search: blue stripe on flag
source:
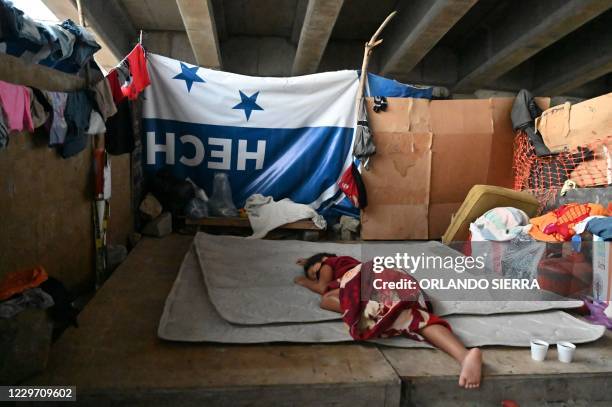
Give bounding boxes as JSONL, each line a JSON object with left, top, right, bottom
{"left": 142, "top": 119, "right": 353, "bottom": 208}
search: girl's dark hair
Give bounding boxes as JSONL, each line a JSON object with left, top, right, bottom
{"left": 303, "top": 253, "right": 336, "bottom": 275}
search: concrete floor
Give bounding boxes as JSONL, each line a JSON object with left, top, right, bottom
{"left": 29, "top": 234, "right": 612, "bottom": 406}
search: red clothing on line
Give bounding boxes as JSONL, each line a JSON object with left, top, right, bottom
{"left": 106, "top": 70, "right": 125, "bottom": 105}
{"left": 121, "top": 44, "right": 150, "bottom": 101}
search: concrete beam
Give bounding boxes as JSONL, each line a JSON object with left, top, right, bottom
{"left": 175, "top": 0, "right": 222, "bottom": 69}
{"left": 532, "top": 13, "right": 612, "bottom": 96}
{"left": 454, "top": 0, "right": 612, "bottom": 92}
{"left": 291, "top": 0, "right": 309, "bottom": 45}
{"left": 211, "top": 0, "right": 227, "bottom": 41}
{"left": 291, "top": 0, "right": 344, "bottom": 76}
{"left": 379, "top": 0, "right": 477, "bottom": 77}
{"left": 535, "top": 62, "right": 612, "bottom": 98}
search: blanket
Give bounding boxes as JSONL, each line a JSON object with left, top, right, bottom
{"left": 339, "top": 262, "right": 451, "bottom": 341}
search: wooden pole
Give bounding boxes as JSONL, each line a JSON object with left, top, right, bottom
{"left": 76, "top": 0, "right": 85, "bottom": 26}
{"left": 354, "top": 11, "right": 397, "bottom": 113}
{"left": 75, "top": 0, "right": 93, "bottom": 86}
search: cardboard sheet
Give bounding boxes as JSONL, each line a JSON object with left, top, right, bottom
{"left": 537, "top": 93, "right": 612, "bottom": 153}
{"left": 362, "top": 97, "right": 518, "bottom": 239}
{"left": 361, "top": 132, "right": 432, "bottom": 240}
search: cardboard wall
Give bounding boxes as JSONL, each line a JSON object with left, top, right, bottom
{"left": 361, "top": 97, "right": 518, "bottom": 240}
{"left": 0, "top": 130, "right": 132, "bottom": 293}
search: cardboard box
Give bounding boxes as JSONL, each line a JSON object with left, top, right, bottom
{"left": 592, "top": 239, "right": 611, "bottom": 302}
{"left": 536, "top": 93, "right": 612, "bottom": 153}
{"left": 361, "top": 97, "right": 546, "bottom": 240}
{"left": 360, "top": 132, "right": 432, "bottom": 239}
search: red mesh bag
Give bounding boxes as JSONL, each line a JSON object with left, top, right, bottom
{"left": 513, "top": 132, "right": 611, "bottom": 206}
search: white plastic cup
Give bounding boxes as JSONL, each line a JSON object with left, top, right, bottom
{"left": 530, "top": 339, "right": 549, "bottom": 361}
{"left": 557, "top": 342, "right": 576, "bottom": 363}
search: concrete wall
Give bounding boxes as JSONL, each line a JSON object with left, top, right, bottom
{"left": 0, "top": 130, "right": 132, "bottom": 294}
{"left": 107, "top": 153, "right": 133, "bottom": 250}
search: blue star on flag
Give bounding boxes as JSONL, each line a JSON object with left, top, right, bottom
{"left": 173, "top": 62, "right": 205, "bottom": 92}
{"left": 233, "top": 90, "right": 263, "bottom": 121}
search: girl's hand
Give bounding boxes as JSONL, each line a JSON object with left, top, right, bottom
{"left": 294, "top": 276, "right": 308, "bottom": 286}
{"left": 296, "top": 258, "right": 307, "bottom": 266}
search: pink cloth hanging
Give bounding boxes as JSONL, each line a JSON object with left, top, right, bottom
{"left": 0, "top": 80, "right": 34, "bottom": 133}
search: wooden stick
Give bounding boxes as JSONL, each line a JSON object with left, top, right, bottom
{"left": 355, "top": 11, "right": 397, "bottom": 113}
{"left": 76, "top": 0, "right": 85, "bottom": 26}
{"left": 75, "top": 0, "right": 92, "bottom": 86}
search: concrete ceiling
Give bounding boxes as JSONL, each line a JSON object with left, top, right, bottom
{"left": 122, "top": 0, "right": 185, "bottom": 31}
{"left": 43, "top": 0, "right": 612, "bottom": 98}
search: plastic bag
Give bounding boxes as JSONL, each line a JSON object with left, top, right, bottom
{"left": 208, "top": 173, "right": 238, "bottom": 217}
{"left": 150, "top": 168, "right": 195, "bottom": 214}
{"left": 185, "top": 197, "right": 209, "bottom": 219}
{"left": 186, "top": 177, "right": 208, "bottom": 202}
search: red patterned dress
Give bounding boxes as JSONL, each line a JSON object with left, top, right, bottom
{"left": 324, "top": 256, "right": 450, "bottom": 341}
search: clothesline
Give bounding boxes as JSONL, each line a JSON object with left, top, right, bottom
{"left": 0, "top": 42, "right": 150, "bottom": 157}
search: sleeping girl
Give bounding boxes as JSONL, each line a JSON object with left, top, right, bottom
{"left": 294, "top": 253, "right": 482, "bottom": 389}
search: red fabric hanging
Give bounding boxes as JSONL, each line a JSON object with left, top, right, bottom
{"left": 121, "top": 44, "right": 150, "bottom": 101}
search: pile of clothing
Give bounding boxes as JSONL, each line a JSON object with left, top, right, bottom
{"left": 511, "top": 89, "right": 608, "bottom": 191}
{"left": 528, "top": 203, "right": 610, "bottom": 243}
{"left": 0, "top": 43, "right": 149, "bottom": 157}
{"left": 0, "top": 266, "right": 78, "bottom": 327}
{"left": 0, "top": 0, "right": 151, "bottom": 157}
{"left": 0, "top": 1, "right": 99, "bottom": 73}
{"left": 468, "top": 203, "right": 611, "bottom": 309}
{"left": 469, "top": 204, "right": 611, "bottom": 246}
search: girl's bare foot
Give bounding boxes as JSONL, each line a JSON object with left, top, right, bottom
{"left": 458, "top": 348, "right": 482, "bottom": 389}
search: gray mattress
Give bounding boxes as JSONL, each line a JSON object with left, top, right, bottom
{"left": 158, "top": 239, "right": 605, "bottom": 347}
{"left": 193, "top": 233, "right": 583, "bottom": 325}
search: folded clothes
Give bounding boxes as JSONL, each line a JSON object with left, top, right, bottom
{"left": 470, "top": 207, "right": 531, "bottom": 242}
{"left": 57, "top": 19, "right": 100, "bottom": 70}
{"left": 0, "top": 288, "right": 54, "bottom": 319}
{"left": 529, "top": 203, "right": 609, "bottom": 242}
{"left": 586, "top": 217, "right": 612, "bottom": 240}
{"left": 39, "top": 24, "right": 75, "bottom": 66}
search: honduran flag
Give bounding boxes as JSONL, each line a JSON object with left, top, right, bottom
{"left": 142, "top": 53, "right": 359, "bottom": 208}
